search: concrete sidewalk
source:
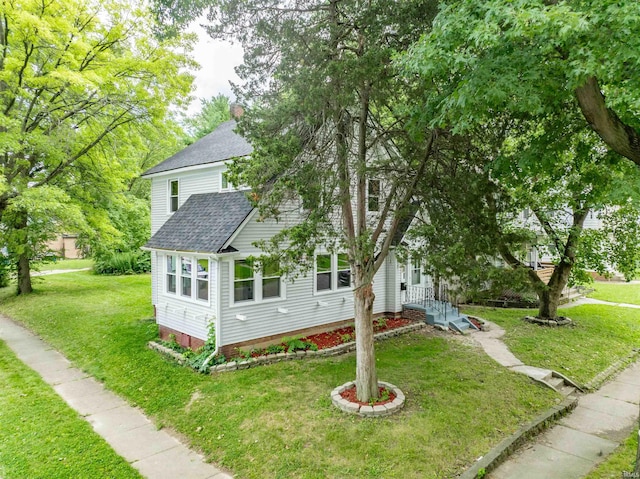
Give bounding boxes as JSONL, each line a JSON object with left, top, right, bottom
{"left": 469, "top": 319, "right": 640, "bottom": 479}
{"left": 0, "top": 315, "right": 231, "bottom": 479}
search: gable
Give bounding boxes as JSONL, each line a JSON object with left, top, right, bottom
{"left": 144, "top": 191, "right": 254, "bottom": 254}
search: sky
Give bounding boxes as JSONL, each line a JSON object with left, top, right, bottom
{"left": 187, "top": 21, "right": 244, "bottom": 115}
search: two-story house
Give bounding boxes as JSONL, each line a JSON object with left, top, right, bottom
{"left": 141, "top": 118, "right": 429, "bottom": 357}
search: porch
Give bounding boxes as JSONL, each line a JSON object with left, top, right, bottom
{"left": 402, "top": 284, "right": 479, "bottom": 333}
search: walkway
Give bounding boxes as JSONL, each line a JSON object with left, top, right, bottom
{"left": 469, "top": 318, "right": 640, "bottom": 479}
{"left": 0, "top": 315, "right": 231, "bottom": 479}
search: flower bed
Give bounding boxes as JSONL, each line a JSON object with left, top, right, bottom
{"left": 148, "top": 318, "right": 424, "bottom": 374}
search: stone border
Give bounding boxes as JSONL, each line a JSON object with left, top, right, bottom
{"left": 459, "top": 396, "right": 578, "bottom": 479}
{"left": 583, "top": 349, "right": 640, "bottom": 392}
{"left": 330, "top": 381, "right": 405, "bottom": 417}
{"left": 148, "top": 322, "right": 426, "bottom": 374}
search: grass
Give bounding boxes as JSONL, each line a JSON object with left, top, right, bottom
{"left": 0, "top": 272, "right": 560, "bottom": 479}
{"left": 584, "top": 430, "right": 638, "bottom": 478}
{"left": 588, "top": 281, "right": 640, "bottom": 305}
{"left": 465, "top": 304, "right": 640, "bottom": 385}
{"left": 34, "top": 258, "right": 94, "bottom": 271}
{"left": 0, "top": 340, "right": 142, "bottom": 479}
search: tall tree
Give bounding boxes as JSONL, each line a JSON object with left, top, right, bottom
{"left": 401, "top": 0, "right": 640, "bottom": 168}
{"left": 184, "top": 93, "right": 230, "bottom": 142}
{"left": 207, "top": 0, "right": 438, "bottom": 402}
{"left": 0, "top": 0, "right": 194, "bottom": 293}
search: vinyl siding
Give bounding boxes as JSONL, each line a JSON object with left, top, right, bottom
{"left": 153, "top": 253, "right": 218, "bottom": 342}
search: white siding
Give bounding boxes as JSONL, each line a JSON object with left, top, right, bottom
{"left": 384, "top": 253, "right": 402, "bottom": 313}
{"left": 151, "top": 251, "right": 159, "bottom": 305}
{"left": 153, "top": 253, "right": 218, "bottom": 342}
{"left": 149, "top": 165, "right": 228, "bottom": 235}
{"left": 219, "top": 255, "right": 389, "bottom": 347}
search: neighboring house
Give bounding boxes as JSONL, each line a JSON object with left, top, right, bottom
{"left": 142, "top": 119, "right": 435, "bottom": 356}
{"left": 46, "top": 234, "right": 83, "bottom": 259}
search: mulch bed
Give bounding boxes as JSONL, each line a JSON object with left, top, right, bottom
{"left": 301, "top": 317, "right": 412, "bottom": 350}
{"left": 340, "top": 385, "right": 396, "bottom": 406}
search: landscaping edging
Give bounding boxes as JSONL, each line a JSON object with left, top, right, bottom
{"left": 583, "top": 349, "right": 640, "bottom": 392}
{"left": 148, "top": 322, "right": 426, "bottom": 374}
{"left": 331, "top": 381, "right": 405, "bottom": 417}
{"left": 458, "top": 396, "right": 578, "bottom": 479}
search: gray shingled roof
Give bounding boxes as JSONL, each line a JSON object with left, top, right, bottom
{"left": 144, "top": 191, "right": 254, "bottom": 253}
{"left": 141, "top": 120, "right": 253, "bottom": 177}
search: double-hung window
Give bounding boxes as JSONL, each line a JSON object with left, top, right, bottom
{"left": 169, "top": 179, "right": 179, "bottom": 212}
{"left": 221, "top": 172, "right": 231, "bottom": 191}
{"left": 337, "top": 254, "right": 351, "bottom": 288}
{"left": 166, "top": 255, "right": 177, "bottom": 293}
{"left": 165, "top": 255, "right": 209, "bottom": 302}
{"left": 234, "top": 260, "right": 254, "bottom": 302}
{"left": 316, "top": 253, "right": 351, "bottom": 292}
{"left": 411, "top": 258, "right": 422, "bottom": 286}
{"left": 262, "top": 260, "right": 281, "bottom": 299}
{"left": 196, "top": 259, "right": 209, "bottom": 301}
{"left": 316, "top": 254, "right": 332, "bottom": 291}
{"left": 367, "top": 179, "right": 380, "bottom": 212}
{"left": 181, "top": 256, "right": 192, "bottom": 297}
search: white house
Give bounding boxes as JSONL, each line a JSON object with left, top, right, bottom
{"left": 141, "top": 119, "right": 450, "bottom": 357}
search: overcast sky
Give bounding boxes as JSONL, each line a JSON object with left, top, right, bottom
{"left": 187, "top": 21, "right": 244, "bottom": 114}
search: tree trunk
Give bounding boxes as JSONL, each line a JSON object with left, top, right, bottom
{"left": 575, "top": 76, "right": 640, "bottom": 167}
{"left": 353, "top": 269, "right": 378, "bottom": 403}
{"left": 17, "top": 253, "right": 32, "bottom": 295}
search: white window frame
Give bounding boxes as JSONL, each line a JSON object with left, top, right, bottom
{"left": 163, "top": 254, "right": 210, "bottom": 304}
{"left": 166, "top": 255, "right": 177, "bottom": 294}
{"left": 367, "top": 179, "right": 381, "bottom": 212}
{"left": 314, "top": 252, "right": 352, "bottom": 295}
{"left": 168, "top": 179, "right": 179, "bottom": 213}
{"left": 230, "top": 258, "right": 285, "bottom": 306}
{"left": 410, "top": 258, "right": 422, "bottom": 286}
{"left": 220, "top": 171, "right": 232, "bottom": 192}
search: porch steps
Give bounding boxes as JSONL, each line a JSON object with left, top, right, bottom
{"left": 403, "top": 301, "right": 479, "bottom": 333}
{"left": 510, "top": 365, "right": 581, "bottom": 396}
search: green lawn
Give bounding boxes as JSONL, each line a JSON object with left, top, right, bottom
{"left": 588, "top": 282, "right": 640, "bottom": 305}
{"left": 34, "top": 258, "right": 94, "bottom": 271}
{"left": 465, "top": 304, "right": 640, "bottom": 385}
{"left": 0, "top": 340, "right": 142, "bottom": 479}
{"left": 584, "top": 430, "right": 638, "bottom": 478}
{"left": 0, "top": 272, "right": 559, "bottom": 479}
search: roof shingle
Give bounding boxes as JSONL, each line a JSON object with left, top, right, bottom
{"left": 141, "top": 120, "right": 252, "bottom": 177}
{"left": 144, "top": 191, "right": 254, "bottom": 253}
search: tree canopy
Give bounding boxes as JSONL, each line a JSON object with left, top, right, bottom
{"left": 0, "top": 0, "right": 194, "bottom": 293}
{"left": 402, "top": 0, "right": 640, "bottom": 167}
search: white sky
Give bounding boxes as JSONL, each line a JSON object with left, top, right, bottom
{"left": 187, "top": 21, "right": 244, "bottom": 115}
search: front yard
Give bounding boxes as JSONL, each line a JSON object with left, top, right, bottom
{"left": 588, "top": 281, "right": 640, "bottom": 306}
{"left": 0, "top": 272, "right": 560, "bottom": 479}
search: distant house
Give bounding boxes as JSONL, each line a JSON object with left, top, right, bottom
{"left": 141, "top": 119, "right": 472, "bottom": 356}
{"left": 46, "top": 234, "right": 83, "bottom": 259}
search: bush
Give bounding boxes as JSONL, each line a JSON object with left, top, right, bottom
{"left": 93, "top": 251, "right": 151, "bottom": 275}
{"left": 0, "top": 254, "right": 11, "bottom": 288}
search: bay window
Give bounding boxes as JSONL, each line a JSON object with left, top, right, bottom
{"left": 165, "top": 255, "right": 210, "bottom": 303}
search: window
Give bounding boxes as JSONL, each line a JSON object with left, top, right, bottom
{"left": 181, "top": 256, "right": 192, "bottom": 297}
{"left": 169, "top": 179, "right": 179, "bottom": 212}
{"left": 197, "top": 259, "right": 209, "bottom": 301}
{"left": 165, "top": 255, "right": 210, "bottom": 302}
{"left": 316, "top": 254, "right": 332, "bottom": 291}
{"left": 234, "top": 260, "right": 254, "bottom": 302}
{"left": 166, "top": 255, "right": 177, "bottom": 293}
{"left": 368, "top": 179, "right": 380, "bottom": 212}
{"left": 411, "top": 259, "right": 421, "bottom": 285}
{"left": 262, "top": 260, "right": 281, "bottom": 299}
{"left": 221, "top": 172, "right": 230, "bottom": 191}
{"left": 337, "top": 253, "right": 351, "bottom": 288}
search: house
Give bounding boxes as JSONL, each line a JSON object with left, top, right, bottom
{"left": 141, "top": 117, "right": 472, "bottom": 357}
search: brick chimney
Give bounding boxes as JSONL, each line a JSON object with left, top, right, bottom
{"left": 229, "top": 103, "right": 244, "bottom": 119}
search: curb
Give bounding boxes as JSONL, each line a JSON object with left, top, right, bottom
{"left": 458, "top": 396, "right": 578, "bottom": 479}
{"left": 583, "top": 349, "right": 640, "bottom": 392}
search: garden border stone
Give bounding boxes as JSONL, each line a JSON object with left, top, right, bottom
{"left": 148, "top": 322, "right": 426, "bottom": 374}
{"left": 330, "top": 380, "right": 405, "bottom": 417}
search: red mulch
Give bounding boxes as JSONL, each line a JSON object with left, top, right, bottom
{"left": 301, "top": 317, "right": 412, "bottom": 350}
{"left": 340, "top": 385, "right": 396, "bottom": 406}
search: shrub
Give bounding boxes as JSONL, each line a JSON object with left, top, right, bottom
{"left": 93, "top": 251, "right": 151, "bottom": 275}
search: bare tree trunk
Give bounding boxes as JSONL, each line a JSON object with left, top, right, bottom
{"left": 353, "top": 267, "right": 378, "bottom": 403}
{"left": 16, "top": 253, "right": 32, "bottom": 295}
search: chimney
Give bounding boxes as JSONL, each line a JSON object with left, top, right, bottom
{"left": 229, "top": 103, "right": 244, "bottom": 119}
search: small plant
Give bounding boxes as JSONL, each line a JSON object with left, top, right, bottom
{"left": 369, "top": 387, "right": 391, "bottom": 406}
{"left": 374, "top": 317, "right": 388, "bottom": 331}
{"left": 235, "top": 348, "right": 252, "bottom": 360}
{"left": 477, "top": 467, "right": 486, "bottom": 478}
{"left": 265, "top": 344, "right": 285, "bottom": 354}
{"left": 339, "top": 333, "right": 354, "bottom": 343}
